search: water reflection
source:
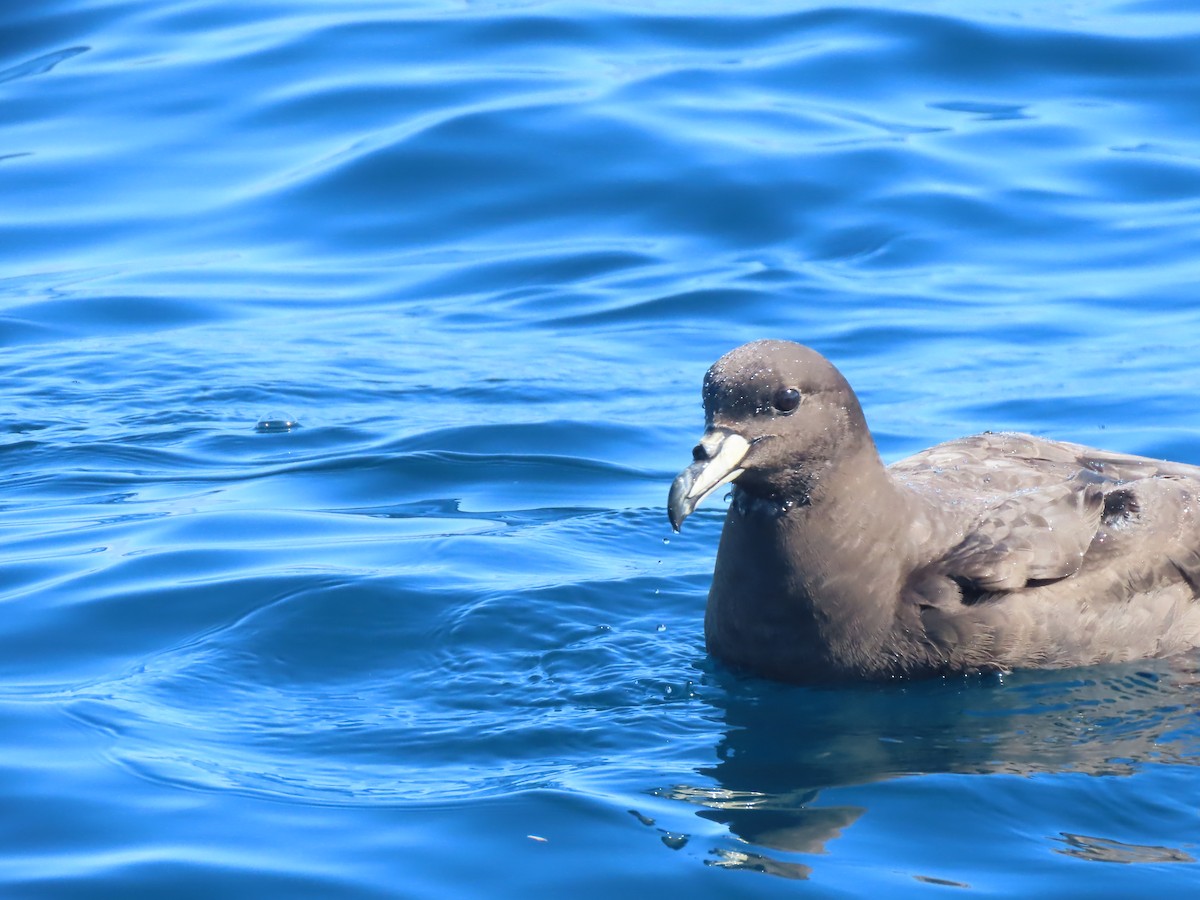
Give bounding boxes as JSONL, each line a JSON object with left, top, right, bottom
{"left": 1053, "top": 832, "right": 1195, "bottom": 865}
{"left": 665, "top": 657, "right": 1200, "bottom": 878}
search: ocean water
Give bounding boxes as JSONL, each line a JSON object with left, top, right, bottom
{"left": 2, "top": 0, "right": 1199, "bottom": 895}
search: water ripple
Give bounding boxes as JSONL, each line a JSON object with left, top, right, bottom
{"left": 5, "top": 1, "right": 1200, "bottom": 895}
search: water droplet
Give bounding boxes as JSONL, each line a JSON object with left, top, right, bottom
{"left": 662, "top": 537, "right": 670, "bottom": 545}
{"left": 256, "top": 411, "right": 298, "bottom": 433}
{"left": 656, "top": 623, "right": 666, "bottom": 631}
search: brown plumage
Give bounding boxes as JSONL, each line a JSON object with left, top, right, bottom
{"left": 668, "top": 340, "right": 1200, "bottom": 683}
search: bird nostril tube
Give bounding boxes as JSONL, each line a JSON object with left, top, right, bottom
{"left": 692, "top": 443, "right": 707, "bottom": 462}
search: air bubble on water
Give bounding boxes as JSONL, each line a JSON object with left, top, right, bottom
{"left": 662, "top": 537, "right": 670, "bottom": 545}
{"left": 656, "top": 623, "right": 666, "bottom": 631}
{"left": 256, "top": 411, "right": 299, "bottom": 433}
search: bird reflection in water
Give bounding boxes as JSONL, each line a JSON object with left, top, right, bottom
{"left": 634, "top": 658, "right": 1200, "bottom": 880}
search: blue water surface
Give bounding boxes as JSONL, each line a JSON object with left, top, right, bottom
{"left": 2, "top": 0, "right": 1199, "bottom": 896}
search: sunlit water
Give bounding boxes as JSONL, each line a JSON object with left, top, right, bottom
{"left": 3, "top": 1, "right": 1199, "bottom": 896}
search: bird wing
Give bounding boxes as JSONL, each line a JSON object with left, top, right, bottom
{"left": 936, "top": 474, "right": 1106, "bottom": 593}
{"left": 895, "top": 433, "right": 1200, "bottom": 670}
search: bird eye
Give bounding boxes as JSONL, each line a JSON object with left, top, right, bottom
{"left": 773, "top": 387, "right": 801, "bottom": 413}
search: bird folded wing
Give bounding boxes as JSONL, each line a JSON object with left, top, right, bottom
{"left": 939, "top": 477, "right": 1106, "bottom": 592}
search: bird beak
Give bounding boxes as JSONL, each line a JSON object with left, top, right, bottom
{"left": 668, "top": 429, "right": 750, "bottom": 531}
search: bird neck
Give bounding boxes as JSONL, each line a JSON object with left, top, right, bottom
{"left": 708, "top": 442, "right": 920, "bottom": 681}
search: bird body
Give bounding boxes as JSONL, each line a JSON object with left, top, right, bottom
{"left": 669, "top": 340, "right": 1200, "bottom": 682}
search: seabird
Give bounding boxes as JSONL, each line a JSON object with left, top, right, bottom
{"left": 668, "top": 340, "right": 1200, "bottom": 682}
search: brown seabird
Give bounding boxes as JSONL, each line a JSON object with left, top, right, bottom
{"left": 668, "top": 339, "right": 1200, "bottom": 682}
